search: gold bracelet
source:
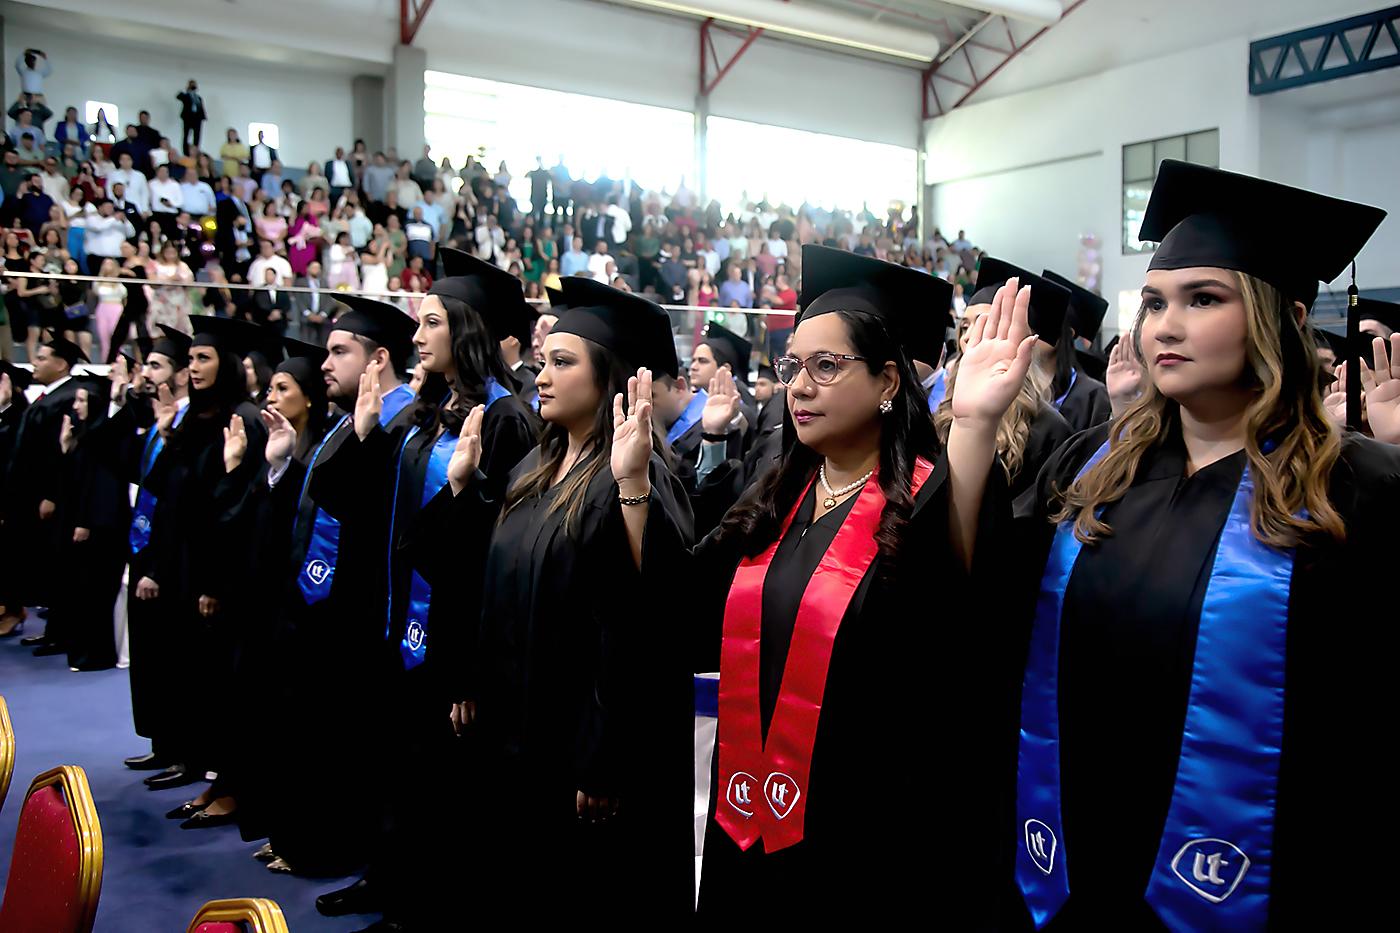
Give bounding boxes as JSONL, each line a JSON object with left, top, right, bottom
{"left": 618, "top": 492, "right": 651, "bottom": 506}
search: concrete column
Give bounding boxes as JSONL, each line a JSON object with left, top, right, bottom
{"left": 352, "top": 75, "right": 386, "bottom": 153}
{"left": 385, "top": 43, "right": 426, "bottom": 161}
{"left": 695, "top": 94, "right": 710, "bottom": 205}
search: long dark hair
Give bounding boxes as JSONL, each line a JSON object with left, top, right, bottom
{"left": 244, "top": 351, "right": 274, "bottom": 399}
{"left": 713, "top": 308, "right": 939, "bottom": 579}
{"left": 1047, "top": 316, "right": 1075, "bottom": 401}
{"left": 183, "top": 346, "right": 246, "bottom": 428}
{"left": 283, "top": 368, "right": 330, "bottom": 462}
{"left": 416, "top": 293, "right": 516, "bottom": 434}
{"left": 502, "top": 337, "right": 661, "bottom": 537}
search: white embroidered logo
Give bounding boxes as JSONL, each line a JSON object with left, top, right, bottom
{"left": 304, "top": 559, "right": 331, "bottom": 585}
{"left": 726, "top": 771, "right": 757, "bottom": 819}
{"left": 763, "top": 771, "right": 800, "bottom": 820}
{"left": 1025, "top": 820, "right": 1058, "bottom": 875}
{"left": 405, "top": 620, "right": 425, "bottom": 651}
{"left": 1170, "top": 838, "right": 1251, "bottom": 904}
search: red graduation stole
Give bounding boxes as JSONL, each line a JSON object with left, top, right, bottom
{"left": 715, "top": 457, "right": 934, "bottom": 852}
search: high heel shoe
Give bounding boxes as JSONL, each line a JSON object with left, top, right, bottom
{"left": 0, "top": 619, "right": 24, "bottom": 638}
{"left": 166, "top": 800, "right": 209, "bottom": 820}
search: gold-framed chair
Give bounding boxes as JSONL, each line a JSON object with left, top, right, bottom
{"left": 186, "top": 897, "right": 290, "bottom": 933}
{"left": 0, "top": 696, "right": 14, "bottom": 815}
{"left": 0, "top": 764, "right": 104, "bottom": 933}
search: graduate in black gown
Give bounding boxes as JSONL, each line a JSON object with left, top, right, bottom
{"left": 1044, "top": 268, "right": 1110, "bottom": 384}
{"left": 1007, "top": 161, "right": 1397, "bottom": 931}
{"left": 0, "top": 361, "right": 33, "bottom": 636}
{"left": 261, "top": 296, "right": 419, "bottom": 881}
{"left": 691, "top": 320, "right": 758, "bottom": 429}
{"left": 447, "top": 276, "right": 695, "bottom": 922}
{"left": 140, "top": 315, "right": 268, "bottom": 823}
{"left": 2, "top": 335, "right": 84, "bottom": 652}
{"left": 740, "top": 362, "right": 785, "bottom": 487}
{"left": 56, "top": 376, "right": 131, "bottom": 671}
{"left": 630, "top": 245, "right": 1035, "bottom": 921}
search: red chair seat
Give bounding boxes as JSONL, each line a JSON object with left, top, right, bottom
{"left": 0, "top": 785, "right": 85, "bottom": 932}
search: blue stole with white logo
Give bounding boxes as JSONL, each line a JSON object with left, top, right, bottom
{"left": 925, "top": 369, "right": 947, "bottom": 413}
{"left": 1016, "top": 439, "right": 1292, "bottom": 931}
{"left": 297, "top": 384, "right": 415, "bottom": 605}
{"left": 1052, "top": 368, "right": 1079, "bottom": 411}
{"left": 666, "top": 388, "right": 707, "bottom": 447}
{"left": 129, "top": 405, "right": 188, "bottom": 555}
{"left": 390, "top": 377, "right": 510, "bottom": 671}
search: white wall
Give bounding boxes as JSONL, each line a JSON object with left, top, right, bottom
{"left": 4, "top": 23, "right": 357, "bottom": 168}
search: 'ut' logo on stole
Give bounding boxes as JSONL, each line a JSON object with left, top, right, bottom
{"left": 1024, "top": 819, "right": 1058, "bottom": 875}
{"left": 405, "top": 620, "right": 426, "bottom": 650}
{"left": 763, "top": 771, "right": 800, "bottom": 820}
{"left": 726, "top": 771, "right": 757, "bottom": 819}
{"left": 1170, "top": 838, "right": 1251, "bottom": 904}
{"left": 304, "top": 559, "right": 331, "bottom": 585}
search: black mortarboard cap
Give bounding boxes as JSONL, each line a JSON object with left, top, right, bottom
{"left": 545, "top": 286, "right": 567, "bottom": 314}
{"left": 151, "top": 324, "right": 192, "bottom": 366}
{"left": 44, "top": 333, "right": 89, "bottom": 367}
{"left": 191, "top": 315, "right": 270, "bottom": 359}
{"left": 970, "top": 256, "right": 1069, "bottom": 346}
{"left": 432, "top": 247, "right": 536, "bottom": 346}
{"left": 1043, "top": 269, "right": 1109, "bottom": 342}
{"left": 698, "top": 321, "right": 753, "bottom": 384}
{"left": 332, "top": 293, "right": 417, "bottom": 362}
{"left": 1357, "top": 298, "right": 1400, "bottom": 334}
{"left": 276, "top": 336, "right": 330, "bottom": 394}
{"left": 1312, "top": 325, "right": 1349, "bottom": 357}
{"left": 1140, "top": 160, "right": 1386, "bottom": 309}
{"left": 0, "top": 360, "right": 33, "bottom": 392}
{"left": 797, "top": 245, "right": 952, "bottom": 365}
{"left": 553, "top": 277, "right": 679, "bottom": 379}
{"left": 757, "top": 362, "right": 777, "bottom": 382}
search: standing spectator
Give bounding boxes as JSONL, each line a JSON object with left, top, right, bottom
{"left": 416, "top": 189, "right": 445, "bottom": 239}
{"left": 951, "top": 228, "right": 971, "bottom": 252}
{"left": 754, "top": 240, "right": 778, "bottom": 280}
{"left": 176, "top": 79, "right": 207, "bottom": 150}
{"left": 179, "top": 171, "right": 216, "bottom": 218}
{"left": 233, "top": 162, "right": 257, "bottom": 202}
{"left": 149, "top": 137, "right": 176, "bottom": 175}
{"left": 39, "top": 156, "right": 69, "bottom": 204}
{"left": 550, "top": 155, "right": 571, "bottom": 220}
{"left": 527, "top": 156, "right": 551, "bottom": 225}
{"left": 53, "top": 107, "right": 89, "bottom": 156}
{"left": 148, "top": 164, "right": 182, "bottom": 235}
{"left": 286, "top": 201, "right": 322, "bottom": 278}
{"left": 254, "top": 200, "right": 288, "bottom": 254}
{"left": 62, "top": 189, "right": 87, "bottom": 270}
{"left": 110, "top": 125, "right": 151, "bottom": 181}
{"left": 400, "top": 254, "right": 431, "bottom": 314}
{"left": 494, "top": 160, "right": 512, "bottom": 190}
{"left": 250, "top": 266, "right": 290, "bottom": 336}
{"left": 144, "top": 241, "right": 194, "bottom": 333}
{"left": 83, "top": 199, "right": 134, "bottom": 275}
{"left": 134, "top": 111, "right": 161, "bottom": 159}
{"left": 299, "top": 161, "right": 329, "bottom": 199}
{"left": 107, "top": 181, "right": 144, "bottom": 237}
{"left": 385, "top": 214, "right": 407, "bottom": 279}
{"left": 326, "top": 231, "right": 360, "bottom": 291}
{"left": 89, "top": 108, "right": 117, "bottom": 155}
{"left": 249, "top": 131, "right": 277, "bottom": 182}
{"left": 718, "top": 261, "right": 754, "bottom": 308}
{"left": 305, "top": 187, "right": 331, "bottom": 222}
{"left": 248, "top": 238, "right": 292, "bottom": 287}
{"left": 325, "top": 147, "right": 354, "bottom": 205}
{"left": 362, "top": 151, "right": 394, "bottom": 203}
{"left": 349, "top": 138, "right": 370, "bottom": 185}
{"left": 393, "top": 161, "right": 422, "bottom": 208}
{"left": 560, "top": 235, "right": 588, "bottom": 277}
{"left": 12, "top": 48, "right": 51, "bottom": 114}
{"left": 291, "top": 259, "right": 327, "bottom": 340}
{"left": 91, "top": 258, "right": 127, "bottom": 361}
{"left": 411, "top": 145, "right": 436, "bottom": 192}
{"left": 587, "top": 239, "right": 614, "bottom": 284}
{"left": 220, "top": 128, "right": 248, "bottom": 178}
{"left": 359, "top": 226, "right": 391, "bottom": 293}
{"left": 260, "top": 159, "right": 285, "bottom": 199}
{"left": 18, "top": 174, "right": 55, "bottom": 237}
{"left": 9, "top": 108, "right": 45, "bottom": 149}
{"left": 404, "top": 206, "right": 435, "bottom": 264}
{"left": 274, "top": 178, "right": 300, "bottom": 218}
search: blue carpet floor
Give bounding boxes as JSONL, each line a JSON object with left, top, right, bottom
{"left": 0, "top": 614, "right": 379, "bottom": 932}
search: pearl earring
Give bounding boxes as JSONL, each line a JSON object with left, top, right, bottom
{"left": 878, "top": 399, "right": 893, "bottom": 414}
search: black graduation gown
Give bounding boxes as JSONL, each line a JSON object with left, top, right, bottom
{"left": 466, "top": 449, "right": 696, "bottom": 920}
{"left": 0, "top": 394, "right": 30, "bottom": 612}
{"left": 1007, "top": 423, "right": 1400, "bottom": 930}
{"left": 510, "top": 363, "right": 538, "bottom": 406}
{"left": 680, "top": 458, "right": 1015, "bottom": 923}
{"left": 1, "top": 378, "right": 80, "bottom": 614}
{"left": 58, "top": 425, "right": 132, "bottom": 669}
{"left": 1054, "top": 371, "right": 1112, "bottom": 434}
{"left": 1010, "top": 403, "right": 1074, "bottom": 520}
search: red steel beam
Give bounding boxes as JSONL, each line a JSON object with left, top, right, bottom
{"left": 700, "top": 17, "right": 764, "bottom": 97}
{"left": 400, "top": 0, "right": 435, "bottom": 45}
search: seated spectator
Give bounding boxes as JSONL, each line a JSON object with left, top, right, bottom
{"left": 53, "top": 106, "right": 90, "bottom": 156}
{"left": 300, "top": 161, "right": 329, "bottom": 199}
{"left": 718, "top": 261, "right": 753, "bottom": 308}
{"left": 8, "top": 108, "right": 45, "bottom": 149}
{"left": 404, "top": 206, "right": 435, "bottom": 263}
{"left": 234, "top": 162, "right": 258, "bottom": 202}
{"left": 248, "top": 237, "right": 292, "bottom": 286}
{"left": 260, "top": 159, "right": 286, "bottom": 199}
{"left": 106, "top": 152, "right": 150, "bottom": 214}
{"left": 587, "top": 239, "right": 614, "bottom": 284}
{"left": 180, "top": 171, "right": 217, "bottom": 217}
{"left": 393, "top": 161, "right": 423, "bottom": 208}
{"left": 363, "top": 151, "right": 395, "bottom": 203}
{"left": 559, "top": 236, "right": 588, "bottom": 278}
{"left": 254, "top": 200, "right": 288, "bottom": 253}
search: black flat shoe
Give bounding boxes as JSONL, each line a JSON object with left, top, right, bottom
{"left": 33, "top": 642, "right": 66, "bottom": 657}
{"left": 317, "top": 878, "right": 380, "bottom": 917}
{"left": 166, "top": 800, "right": 208, "bottom": 820}
{"left": 19, "top": 634, "right": 47, "bottom": 647}
{"left": 125, "top": 752, "right": 174, "bottom": 771}
{"left": 180, "top": 809, "right": 237, "bottom": 830}
{"left": 146, "top": 767, "right": 201, "bottom": 791}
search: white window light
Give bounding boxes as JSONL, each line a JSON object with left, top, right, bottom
{"left": 248, "top": 123, "right": 281, "bottom": 148}
{"left": 85, "top": 100, "right": 117, "bottom": 125}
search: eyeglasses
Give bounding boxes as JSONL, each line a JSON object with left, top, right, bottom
{"left": 773, "top": 352, "right": 867, "bottom": 387}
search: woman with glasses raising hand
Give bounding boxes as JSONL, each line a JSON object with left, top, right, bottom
{"left": 620, "top": 244, "right": 1036, "bottom": 919}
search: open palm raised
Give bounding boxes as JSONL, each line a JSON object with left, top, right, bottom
{"left": 950, "top": 278, "right": 1038, "bottom": 426}
{"left": 611, "top": 367, "right": 655, "bottom": 488}
{"left": 1361, "top": 333, "right": 1400, "bottom": 445}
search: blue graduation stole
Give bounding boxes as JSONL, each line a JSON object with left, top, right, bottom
{"left": 297, "top": 383, "right": 415, "bottom": 605}
{"left": 129, "top": 405, "right": 188, "bottom": 555}
{"left": 390, "top": 378, "right": 510, "bottom": 671}
{"left": 1016, "top": 440, "right": 1292, "bottom": 931}
{"left": 666, "top": 388, "right": 708, "bottom": 447}
{"left": 1052, "top": 368, "right": 1079, "bottom": 410}
{"left": 925, "top": 369, "right": 947, "bottom": 413}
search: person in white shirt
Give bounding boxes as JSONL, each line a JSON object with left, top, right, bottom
{"left": 106, "top": 154, "right": 150, "bottom": 215}
{"left": 951, "top": 229, "right": 972, "bottom": 252}
{"left": 39, "top": 157, "right": 69, "bottom": 203}
{"left": 180, "top": 176, "right": 217, "bottom": 217}
{"left": 148, "top": 164, "right": 182, "bottom": 234}
{"left": 766, "top": 234, "right": 789, "bottom": 260}
{"left": 83, "top": 200, "right": 136, "bottom": 274}
{"left": 247, "top": 239, "right": 293, "bottom": 287}
{"left": 605, "top": 200, "right": 631, "bottom": 246}
{"left": 587, "top": 240, "right": 615, "bottom": 284}
{"left": 250, "top": 132, "right": 276, "bottom": 178}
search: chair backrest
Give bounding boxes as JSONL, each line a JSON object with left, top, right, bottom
{"left": 0, "top": 765, "right": 104, "bottom": 933}
{"left": 0, "top": 697, "right": 14, "bottom": 815}
{"left": 186, "top": 898, "right": 289, "bottom": 933}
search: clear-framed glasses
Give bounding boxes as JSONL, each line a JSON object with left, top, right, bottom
{"left": 773, "top": 352, "right": 868, "bottom": 387}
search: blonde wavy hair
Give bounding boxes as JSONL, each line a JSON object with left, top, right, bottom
{"left": 1053, "top": 270, "right": 1344, "bottom": 547}
{"left": 935, "top": 359, "right": 1051, "bottom": 482}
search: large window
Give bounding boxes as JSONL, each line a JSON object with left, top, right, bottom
{"left": 706, "top": 116, "right": 916, "bottom": 217}
{"left": 1122, "top": 129, "right": 1219, "bottom": 254}
{"left": 424, "top": 71, "right": 695, "bottom": 211}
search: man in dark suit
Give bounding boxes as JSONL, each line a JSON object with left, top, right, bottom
{"left": 3, "top": 336, "right": 85, "bottom": 652}
{"left": 292, "top": 261, "right": 334, "bottom": 344}
{"left": 176, "top": 80, "right": 207, "bottom": 152}
{"left": 251, "top": 267, "right": 291, "bottom": 338}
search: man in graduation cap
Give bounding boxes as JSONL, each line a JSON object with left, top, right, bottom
{"left": 975, "top": 255, "right": 1111, "bottom": 432}
{"left": 260, "top": 291, "right": 419, "bottom": 881}
{"left": 1044, "top": 268, "right": 1110, "bottom": 383}
{"left": 1, "top": 334, "right": 86, "bottom": 650}
{"left": 1358, "top": 297, "right": 1400, "bottom": 341}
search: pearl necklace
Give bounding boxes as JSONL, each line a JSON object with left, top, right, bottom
{"left": 819, "top": 463, "right": 874, "bottom": 509}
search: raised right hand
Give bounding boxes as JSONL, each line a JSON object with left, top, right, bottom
{"left": 1106, "top": 336, "right": 1146, "bottom": 418}
{"left": 110, "top": 354, "right": 132, "bottom": 402}
{"left": 1360, "top": 334, "right": 1400, "bottom": 445}
{"left": 154, "top": 383, "right": 178, "bottom": 436}
{"left": 59, "top": 414, "right": 75, "bottom": 454}
{"left": 136, "top": 576, "right": 160, "bottom": 600}
{"left": 610, "top": 368, "right": 654, "bottom": 491}
{"left": 0, "top": 373, "right": 11, "bottom": 409}
{"left": 354, "top": 357, "right": 384, "bottom": 440}
{"left": 223, "top": 413, "right": 247, "bottom": 473}
{"left": 447, "top": 404, "right": 485, "bottom": 496}
{"left": 701, "top": 367, "right": 741, "bottom": 436}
